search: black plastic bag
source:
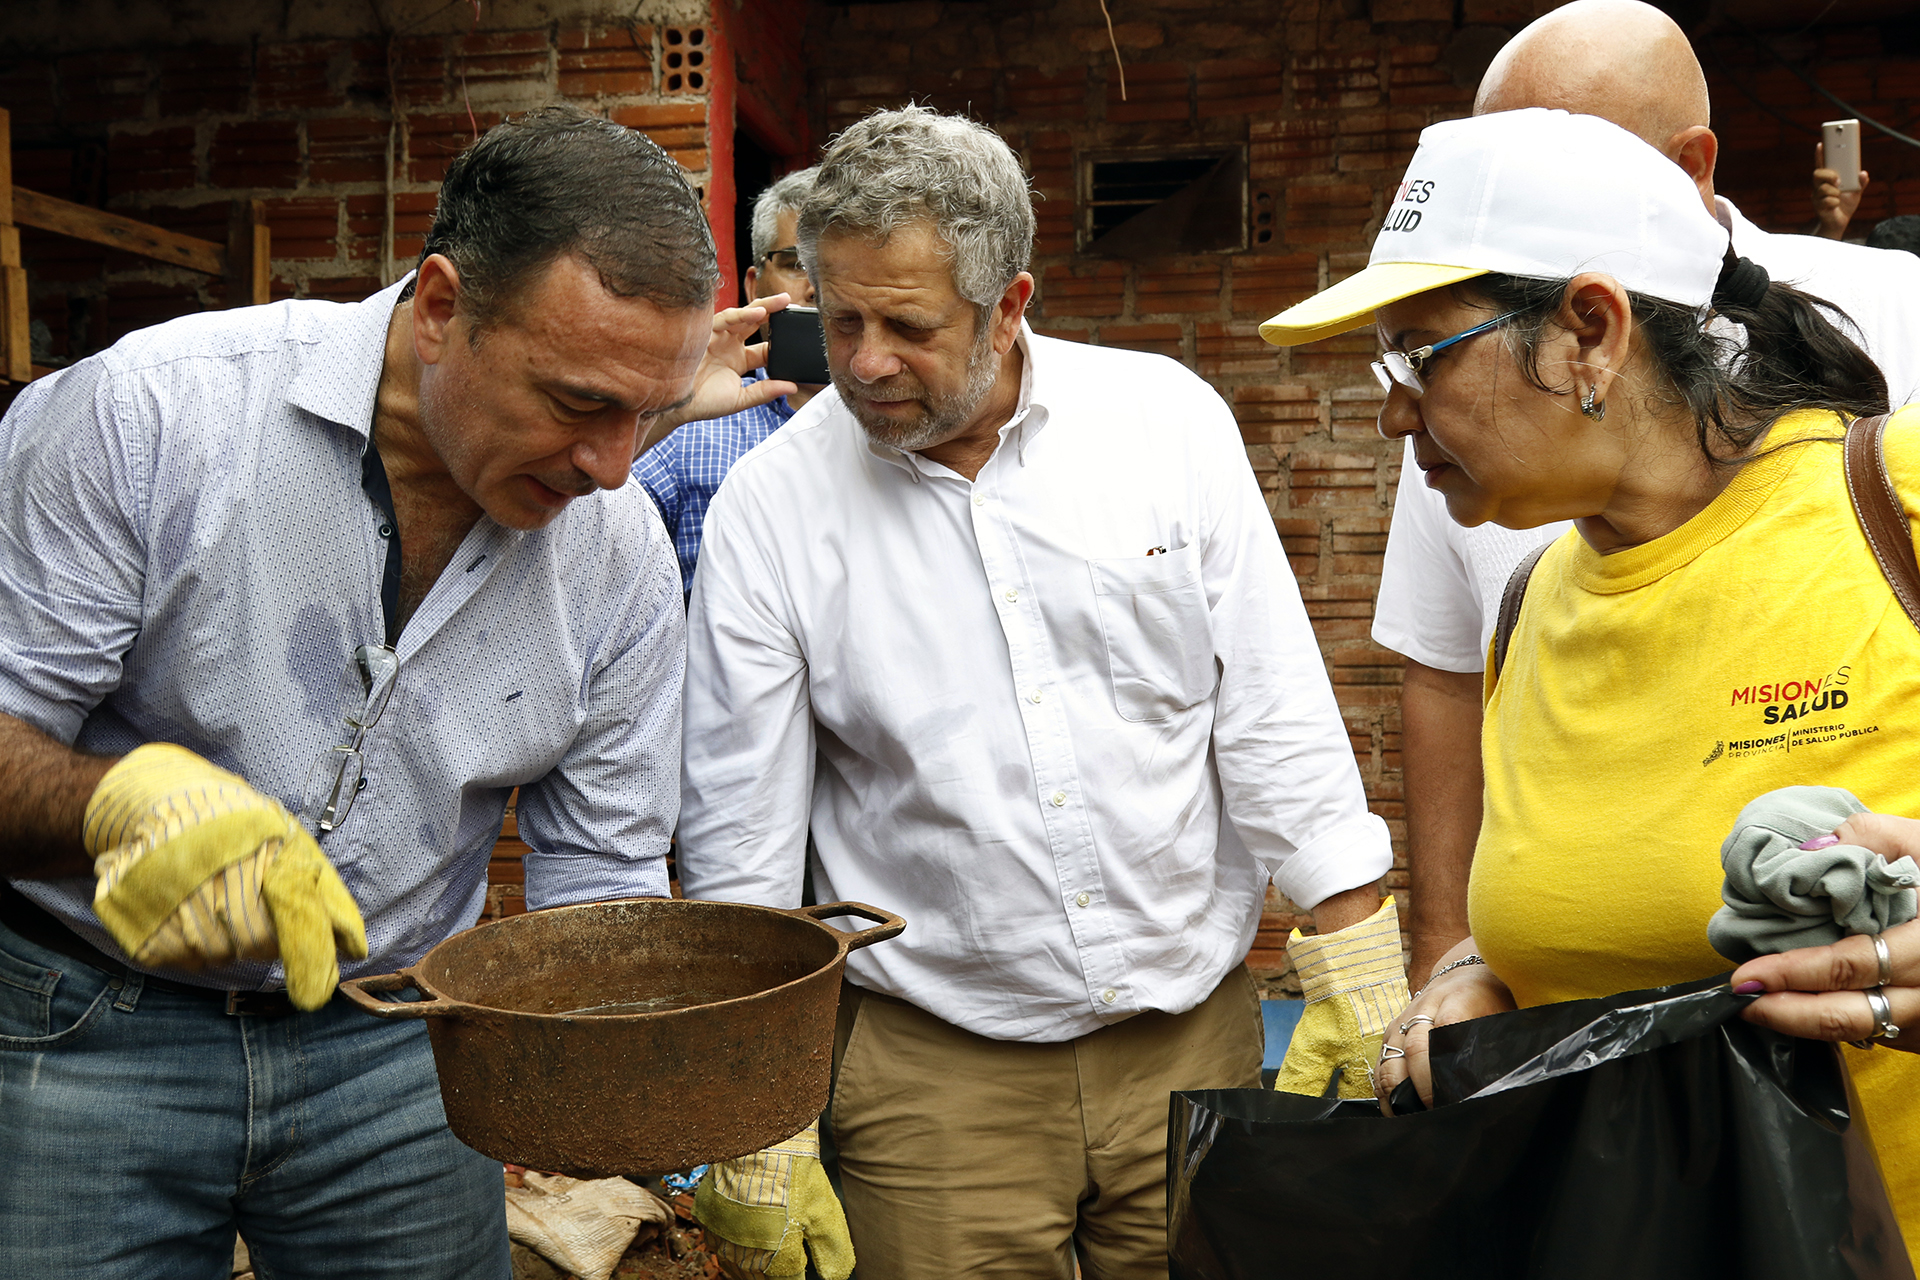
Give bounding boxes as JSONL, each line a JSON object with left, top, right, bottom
{"left": 1168, "top": 975, "right": 1911, "bottom": 1279}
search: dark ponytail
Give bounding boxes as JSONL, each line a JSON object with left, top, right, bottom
{"left": 1459, "top": 254, "right": 1889, "bottom": 466}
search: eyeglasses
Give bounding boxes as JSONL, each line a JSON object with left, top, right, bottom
{"left": 301, "top": 645, "right": 400, "bottom": 834}
{"left": 760, "top": 247, "right": 803, "bottom": 273}
{"left": 1371, "top": 311, "right": 1520, "bottom": 399}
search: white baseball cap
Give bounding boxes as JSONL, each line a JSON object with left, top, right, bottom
{"left": 1259, "top": 108, "right": 1730, "bottom": 346}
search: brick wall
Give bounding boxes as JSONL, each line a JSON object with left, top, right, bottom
{"left": 1700, "top": 24, "right": 1920, "bottom": 234}
{"left": 1, "top": 0, "right": 711, "bottom": 381}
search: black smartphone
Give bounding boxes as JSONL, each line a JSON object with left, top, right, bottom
{"left": 765, "top": 305, "right": 831, "bottom": 386}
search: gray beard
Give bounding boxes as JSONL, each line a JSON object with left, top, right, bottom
{"left": 839, "top": 327, "right": 1001, "bottom": 454}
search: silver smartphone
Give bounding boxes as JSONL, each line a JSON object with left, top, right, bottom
{"left": 1822, "top": 118, "right": 1862, "bottom": 193}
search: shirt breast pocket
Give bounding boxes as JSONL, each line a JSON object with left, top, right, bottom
{"left": 1087, "top": 542, "right": 1216, "bottom": 722}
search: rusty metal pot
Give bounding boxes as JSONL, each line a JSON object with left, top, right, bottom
{"left": 337, "top": 898, "right": 903, "bottom": 1178}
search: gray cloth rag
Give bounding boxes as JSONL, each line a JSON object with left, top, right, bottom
{"left": 1708, "top": 785, "right": 1920, "bottom": 963}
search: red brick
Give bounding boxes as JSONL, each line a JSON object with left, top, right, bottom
{"left": 258, "top": 41, "right": 348, "bottom": 112}
{"left": 392, "top": 35, "right": 449, "bottom": 106}
{"left": 909, "top": 66, "right": 995, "bottom": 120}
{"left": 1293, "top": 330, "right": 1375, "bottom": 385}
{"left": 211, "top": 120, "right": 300, "bottom": 189}
{"left": 1105, "top": 62, "right": 1188, "bottom": 124}
{"left": 265, "top": 197, "right": 341, "bottom": 261}
{"left": 309, "top": 116, "right": 393, "bottom": 185}
{"left": 157, "top": 44, "right": 252, "bottom": 115}
{"left": 609, "top": 103, "right": 709, "bottom": 170}
{"left": 346, "top": 191, "right": 438, "bottom": 262}
{"left": 106, "top": 126, "right": 197, "bottom": 195}
{"left": 1285, "top": 182, "right": 1373, "bottom": 244}
{"left": 406, "top": 110, "right": 504, "bottom": 183}
{"left": 1251, "top": 117, "right": 1336, "bottom": 180}
{"left": 1006, "top": 67, "right": 1087, "bottom": 118}
{"left": 1196, "top": 59, "right": 1284, "bottom": 118}
{"left": 559, "top": 24, "right": 653, "bottom": 98}
{"left": 1292, "top": 53, "right": 1379, "bottom": 111}
{"left": 1136, "top": 262, "right": 1222, "bottom": 314}
{"left": 1372, "top": 0, "right": 1452, "bottom": 20}
{"left": 1098, "top": 322, "right": 1183, "bottom": 361}
{"left": 1290, "top": 449, "right": 1377, "bottom": 509}
{"left": 1231, "top": 251, "right": 1319, "bottom": 317}
{"left": 59, "top": 52, "right": 150, "bottom": 125}
{"left": 1196, "top": 321, "right": 1273, "bottom": 378}
{"left": 1032, "top": 327, "right": 1090, "bottom": 344}
{"left": 819, "top": 73, "right": 910, "bottom": 129}
{"left": 1040, "top": 262, "right": 1126, "bottom": 318}
{"left": 452, "top": 28, "right": 551, "bottom": 86}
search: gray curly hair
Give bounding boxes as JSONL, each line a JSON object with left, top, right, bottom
{"left": 797, "top": 106, "right": 1035, "bottom": 308}
{"left": 749, "top": 166, "right": 818, "bottom": 265}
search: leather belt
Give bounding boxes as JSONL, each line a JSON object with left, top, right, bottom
{"left": 0, "top": 881, "right": 296, "bottom": 1017}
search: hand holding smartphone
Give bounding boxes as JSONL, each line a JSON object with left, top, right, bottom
{"left": 1821, "top": 119, "right": 1862, "bottom": 193}
{"left": 765, "top": 305, "right": 830, "bottom": 386}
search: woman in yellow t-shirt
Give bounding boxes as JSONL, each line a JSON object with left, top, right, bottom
{"left": 1260, "top": 106, "right": 1920, "bottom": 1257}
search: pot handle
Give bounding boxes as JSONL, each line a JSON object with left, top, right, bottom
{"left": 797, "top": 902, "right": 906, "bottom": 953}
{"left": 337, "top": 969, "right": 456, "bottom": 1019}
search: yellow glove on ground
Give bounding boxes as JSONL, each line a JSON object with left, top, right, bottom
{"left": 83, "top": 742, "right": 367, "bottom": 1010}
{"left": 1274, "top": 895, "right": 1410, "bottom": 1099}
{"left": 693, "top": 1121, "right": 853, "bottom": 1280}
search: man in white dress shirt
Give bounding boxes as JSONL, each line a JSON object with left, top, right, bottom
{"left": 1376, "top": 0, "right": 1920, "bottom": 981}
{"left": 678, "top": 107, "right": 1397, "bottom": 1277}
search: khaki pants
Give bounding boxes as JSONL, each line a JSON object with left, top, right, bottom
{"left": 827, "top": 969, "right": 1264, "bottom": 1280}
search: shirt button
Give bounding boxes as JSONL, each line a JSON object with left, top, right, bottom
{"left": 1003, "top": 589, "right": 1019, "bottom": 603}
{"left": 378, "top": 523, "right": 393, "bottom": 539}
{"left": 1050, "top": 791, "right": 1067, "bottom": 807}
{"left": 1075, "top": 892, "right": 1091, "bottom": 907}
{"left": 973, "top": 494, "right": 986, "bottom": 507}
{"left": 1102, "top": 989, "right": 1118, "bottom": 1005}
{"left": 1028, "top": 689, "right": 1043, "bottom": 704}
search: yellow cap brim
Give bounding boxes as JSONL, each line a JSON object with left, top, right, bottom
{"left": 1258, "top": 262, "right": 1490, "bottom": 347}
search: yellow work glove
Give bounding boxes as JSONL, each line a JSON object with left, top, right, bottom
{"left": 1273, "top": 895, "right": 1410, "bottom": 1099}
{"left": 693, "top": 1121, "right": 853, "bottom": 1280}
{"left": 83, "top": 742, "right": 368, "bottom": 1010}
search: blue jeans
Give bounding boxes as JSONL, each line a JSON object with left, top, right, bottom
{"left": 0, "top": 918, "right": 508, "bottom": 1280}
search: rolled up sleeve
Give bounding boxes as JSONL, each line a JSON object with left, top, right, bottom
{"left": 1195, "top": 392, "right": 1392, "bottom": 908}
{"left": 515, "top": 523, "right": 685, "bottom": 908}
{"left": 0, "top": 361, "right": 148, "bottom": 744}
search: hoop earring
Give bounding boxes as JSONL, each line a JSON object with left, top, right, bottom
{"left": 1580, "top": 385, "right": 1606, "bottom": 421}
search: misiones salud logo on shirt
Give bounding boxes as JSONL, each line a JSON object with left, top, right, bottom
{"left": 1716, "top": 664, "right": 1879, "bottom": 760}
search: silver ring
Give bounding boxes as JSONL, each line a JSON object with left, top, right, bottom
{"left": 1867, "top": 985, "right": 1902, "bottom": 1041}
{"left": 1874, "top": 933, "right": 1893, "bottom": 987}
{"left": 1399, "top": 1014, "right": 1435, "bottom": 1034}
{"left": 1380, "top": 1045, "right": 1407, "bottom": 1061}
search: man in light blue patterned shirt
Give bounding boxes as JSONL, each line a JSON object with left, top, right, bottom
{"left": 637, "top": 168, "right": 824, "bottom": 593}
{"left": 0, "top": 108, "right": 778, "bottom": 1279}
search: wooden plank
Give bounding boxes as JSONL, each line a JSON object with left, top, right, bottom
{"left": 0, "top": 108, "right": 13, "bottom": 228}
{"left": 227, "top": 199, "right": 271, "bottom": 307}
{"left": 1, "top": 265, "right": 29, "bottom": 383}
{"left": 12, "top": 186, "right": 225, "bottom": 276}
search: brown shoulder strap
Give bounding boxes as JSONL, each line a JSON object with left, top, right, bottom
{"left": 1492, "top": 541, "right": 1552, "bottom": 680}
{"left": 1843, "top": 413, "right": 1920, "bottom": 635}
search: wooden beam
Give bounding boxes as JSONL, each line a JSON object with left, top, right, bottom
{"left": 0, "top": 108, "right": 12, "bottom": 228}
{"left": 0, "top": 107, "right": 23, "bottom": 384}
{"left": 227, "top": 199, "right": 270, "bottom": 307}
{"left": 12, "top": 186, "right": 226, "bottom": 277}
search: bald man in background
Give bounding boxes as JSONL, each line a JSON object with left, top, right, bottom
{"left": 1380, "top": 0, "right": 1920, "bottom": 982}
